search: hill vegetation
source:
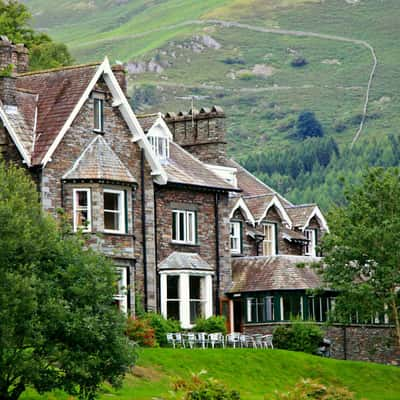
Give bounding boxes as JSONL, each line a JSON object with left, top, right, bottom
{"left": 21, "top": 348, "right": 400, "bottom": 400}
{"left": 22, "top": 0, "right": 400, "bottom": 209}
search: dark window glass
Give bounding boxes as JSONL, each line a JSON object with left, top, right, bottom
{"left": 167, "top": 301, "right": 180, "bottom": 321}
{"left": 190, "top": 276, "right": 201, "bottom": 300}
{"left": 172, "top": 212, "right": 177, "bottom": 240}
{"left": 283, "top": 294, "right": 301, "bottom": 320}
{"left": 167, "top": 275, "right": 179, "bottom": 299}
{"left": 179, "top": 212, "right": 185, "bottom": 241}
{"left": 190, "top": 301, "right": 203, "bottom": 324}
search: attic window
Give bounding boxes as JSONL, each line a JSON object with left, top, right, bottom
{"left": 148, "top": 135, "right": 169, "bottom": 160}
{"left": 93, "top": 95, "right": 104, "bottom": 132}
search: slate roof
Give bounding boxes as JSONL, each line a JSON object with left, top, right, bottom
{"left": 136, "top": 113, "right": 159, "bottom": 132}
{"left": 15, "top": 63, "right": 100, "bottom": 165}
{"left": 243, "top": 194, "right": 275, "bottom": 221}
{"left": 285, "top": 204, "right": 316, "bottom": 228}
{"left": 280, "top": 225, "right": 307, "bottom": 242}
{"left": 230, "top": 255, "right": 323, "bottom": 293}
{"left": 226, "top": 159, "right": 292, "bottom": 207}
{"left": 158, "top": 252, "right": 214, "bottom": 272}
{"left": 63, "top": 135, "right": 136, "bottom": 183}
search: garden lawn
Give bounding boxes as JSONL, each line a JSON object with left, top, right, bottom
{"left": 22, "top": 348, "right": 400, "bottom": 400}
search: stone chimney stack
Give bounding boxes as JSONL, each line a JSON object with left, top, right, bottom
{"left": 0, "top": 36, "right": 29, "bottom": 73}
{"left": 164, "top": 106, "right": 227, "bottom": 165}
{"left": 0, "top": 36, "right": 29, "bottom": 105}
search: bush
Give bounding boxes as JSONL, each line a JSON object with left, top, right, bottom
{"left": 126, "top": 316, "right": 156, "bottom": 347}
{"left": 273, "top": 322, "right": 323, "bottom": 354}
{"left": 295, "top": 111, "right": 324, "bottom": 139}
{"left": 274, "top": 378, "right": 354, "bottom": 400}
{"left": 145, "top": 312, "right": 181, "bottom": 347}
{"left": 291, "top": 57, "right": 308, "bottom": 67}
{"left": 173, "top": 372, "right": 241, "bottom": 400}
{"left": 193, "top": 316, "right": 227, "bottom": 334}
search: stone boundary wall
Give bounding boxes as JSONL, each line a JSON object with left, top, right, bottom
{"left": 243, "top": 322, "right": 400, "bottom": 365}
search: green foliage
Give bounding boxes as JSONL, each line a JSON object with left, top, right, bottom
{"left": 295, "top": 111, "right": 324, "bottom": 140}
{"left": 272, "top": 321, "right": 323, "bottom": 354}
{"left": 193, "top": 316, "right": 227, "bottom": 334}
{"left": 0, "top": 0, "right": 73, "bottom": 71}
{"left": 172, "top": 372, "right": 240, "bottom": 400}
{"left": 131, "top": 84, "right": 159, "bottom": 111}
{"left": 319, "top": 167, "right": 400, "bottom": 346}
{"left": 274, "top": 379, "right": 354, "bottom": 400}
{"left": 144, "top": 312, "right": 181, "bottom": 347}
{"left": 0, "top": 161, "right": 136, "bottom": 400}
{"left": 126, "top": 316, "right": 156, "bottom": 347}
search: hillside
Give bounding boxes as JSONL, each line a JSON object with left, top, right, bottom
{"left": 22, "top": 0, "right": 400, "bottom": 209}
{"left": 22, "top": 348, "right": 400, "bottom": 400}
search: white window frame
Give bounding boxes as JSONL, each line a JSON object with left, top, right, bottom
{"left": 230, "top": 221, "right": 242, "bottom": 254}
{"left": 93, "top": 97, "right": 104, "bottom": 132}
{"left": 73, "top": 188, "right": 91, "bottom": 232}
{"left": 113, "top": 267, "right": 128, "bottom": 314}
{"left": 160, "top": 271, "right": 213, "bottom": 329}
{"left": 305, "top": 228, "right": 316, "bottom": 256}
{"left": 103, "top": 189, "right": 125, "bottom": 234}
{"left": 172, "top": 210, "right": 196, "bottom": 245}
{"left": 263, "top": 223, "right": 276, "bottom": 256}
{"left": 148, "top": 135, "right": 169, "bottom": 161}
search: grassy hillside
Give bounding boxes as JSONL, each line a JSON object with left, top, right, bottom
{"left": 22, "top": 0, "right": 400, "bottom": 208}
{"left": 22, "top": 348, "right": 400, "bottom": 400}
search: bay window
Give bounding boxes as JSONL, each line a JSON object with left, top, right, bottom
{"left": 230, "top": 222, "right": 242, "bottom": 254}
{"left": 104, "top": 189, "right": 125, "bottom": 233}
{"left": 161, "top": 272, "right": 212, "bottom": 328}
{"left": 73, "top": 188, "right": 91, "bottom": 232}
{"left": 172, "top": 210, "right": 196, "bottom": 244}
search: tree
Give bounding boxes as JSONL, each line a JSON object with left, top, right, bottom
{"left": 0, "top": 0, "right": 73, "bottom": 71}
{"left": 0, "top": 162, "right": 136, "bottom": 400}
{"left": 319, "top": 167, "right": 400, "bottom": 347}
{"left": 295, "top": 111, "right": 324, "bottom": 139}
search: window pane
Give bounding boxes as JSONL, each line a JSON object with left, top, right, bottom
{"left": 104, "top": 211, "right": 119, "bottom": 231}
{"left": 167, "top": 301, "right": 180, "bottom": 321}
{"left": 266, "top": 297, "right": 274, "bottom": 321}
{"left": 190, "top": 276, "right": 201, "bottom": 300}
{"left": 172, "top": 212, "right": 177, "bottom": 241}
{"left": 190, "top": 301, "right": 203, "bottom": 324}
{"left": 179, "top": 212, "right": 185, "bottom": 241}
{"left": 94, "top": 98, "right": 103, "bottom": 131}
{"left": 77, "top": 191, "right": 88, "bottom": 207}
{"left": 167, "top": 275, "right": 179, "bottom": 299}
{"left": 104, "top": 192, "right": 119, "bottom": 211}
{"left": 187, "top": 212, "right": 194, "bottom": 243}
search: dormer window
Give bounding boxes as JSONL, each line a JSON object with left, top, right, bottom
{"left": 304, "top": 229, "right": 317, "bottom": 256}
{"left": 148, "top": 135, "right": 169, "bottom": 160}
{"left": 146, "top": 115, "right": 172, "bottom": 162}
{"left": 93, "top": 95, "right": 104, "bottom": 132}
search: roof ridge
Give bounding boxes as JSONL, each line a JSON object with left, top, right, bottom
{"left": 244, "top": 193, "right": 276, "bottom": 199}
{"left": 17, "top": 62, "right": 101, "bottom": 77}
{"left": 286, "top": 203, "right": 317, "bottom": 209}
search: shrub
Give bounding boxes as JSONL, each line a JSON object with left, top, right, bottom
{"left": 274, "top": 378, "right": 354, "bottom": 399}
{"left": 295, "top": 111, "right": 324, "bottom": 139}
{"left": 126, "top": 316, "right": 156, "bottom": 347}
{"left": 273, "top": 321, "right": 323, "bottom": 354}
{"left": 145, "top": 312, "right": 181, "bottom": 347}
{"left": 291, "top": 56, "right": 308, "bottom": 67}
{"left": 193, "top": 316, "right": 227, "bottom": 334}
{"left": 173, "top": 372, "right": 241, "bottom": 400}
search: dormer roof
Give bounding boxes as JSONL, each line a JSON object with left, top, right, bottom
{"left": 285, "top": 204, "right": 329, "bottom": 232}
{"left": 62, "top": 135, "right": 136, "bottom": 184}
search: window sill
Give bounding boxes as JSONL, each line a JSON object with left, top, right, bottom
{"left": 231, "top": 253, "right": 244, "bottom": 257}
{"left": 103, "top": 231, "right": 133, "bottom": 237}
{"left": 93, "top": 129, "right": 105, "bottom": 134}
{"left": 170, "top": 241, "right": 200, "bottom": 247}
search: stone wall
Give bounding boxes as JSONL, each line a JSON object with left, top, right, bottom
{"left": 243, "top": 322, "right": 400, "bottom": 365}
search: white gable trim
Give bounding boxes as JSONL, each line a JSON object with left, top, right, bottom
{"left": 257, "top": 195, "right": 292, "bottom": 228}
{"left": 0, "top": 106, "right": 31, "bottom": 166}
{"left": 302, "top": 206, "right": 329, "bottom": 233}
{"left": 230, "top": 197, "right": 255, "bottom": 226}
{"left": 147, "top": 114, "right": 173, "bottom": 140}
{"left": 41, "top": 58, "right": 167, "bottom": 185}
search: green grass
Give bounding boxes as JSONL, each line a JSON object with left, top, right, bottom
{"left": 21, "top": 348, "right": 400, "bottom": 400}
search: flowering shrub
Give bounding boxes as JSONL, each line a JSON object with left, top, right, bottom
{"left": 274, "top": 379, "right": 354, "bottom": 400}
{"left": 173, "top": 372, "right": 241, "bottom": 400}
{"left": 145, "top": 312, "right": 181, "bottom": 347}
{"left": 126, "top": 316, "right": 156, "bottom": 347}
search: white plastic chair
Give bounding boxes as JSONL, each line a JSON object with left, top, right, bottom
{"left": 196, "top": 332, "right": 208, "bottom": 349}
{"left": 262, "top": 334, "right": 274, "bottom": 349}
{"left": 240, "top": 334, "right": 256, "bottom": 348}
{"left": 166, "top": 333, "right": 176, "bottom": 348}
{"left": 226, "top": 332, "right": 241, "bottom": 348}
{"left": 174, "top": 332, "right": 185, "bottom": 348}
{"left": 185, "top": 333, "right": 196, "bottom": 349}
{"left": 208, "top": 332, "right": 225, "bottom": 348}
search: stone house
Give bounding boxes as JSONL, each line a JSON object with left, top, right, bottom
{"left": 0, "top": 37, "right": 331, "bottom": 331}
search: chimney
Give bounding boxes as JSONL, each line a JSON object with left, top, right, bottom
{"left": 112, "top": 64, "right": 127, "bottom": 96}
{"left": 164, "top": 105, "right": 227, "bottom": 165}
{"left": 0, "top": 37, "right": 29, "bottom": 106}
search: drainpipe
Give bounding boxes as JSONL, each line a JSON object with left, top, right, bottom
{"left": 154, "top": 184, "right": 160, "bottom": 313}
{"left": 141, "top": 150, "right": 148, "bottom": 311}
{"left": 214, "top": 192, "right": 220, "bottom": 315}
